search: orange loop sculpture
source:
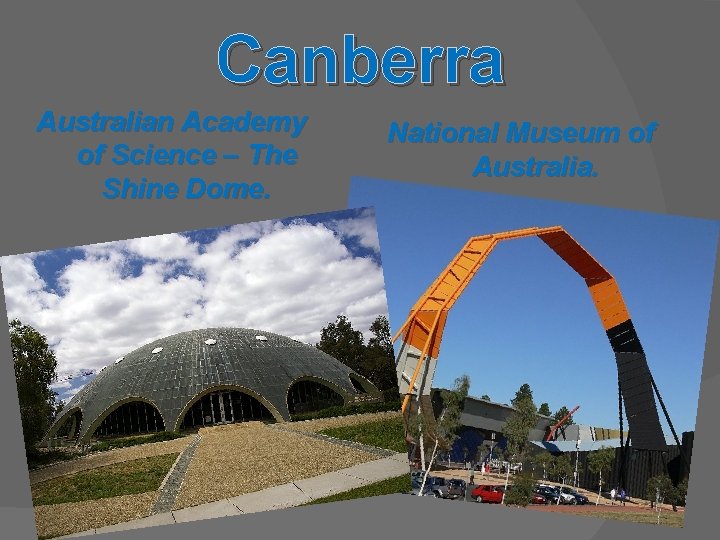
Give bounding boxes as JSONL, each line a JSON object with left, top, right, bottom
{"left": 393, "top": 226, "right": 667, "bottom": 450}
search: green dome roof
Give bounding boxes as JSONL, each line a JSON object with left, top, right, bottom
{"left": 46, "top": 328, "right": 380, "bottom": 443}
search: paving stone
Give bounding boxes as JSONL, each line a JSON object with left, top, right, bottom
{"left": 338, "top": 457, "right": 410, "bottom": 483}
{"left": 151, "top": 435, "right": 202, "bottom": 514}
{"left": 227, "top": 483, "right": 311, "bottom": 514}
{"left": 172, "top": 499, "right": 242, "bottom": 523}
{"left": 294, "top": 470, "right": 369, "bottom": 499}
{"left": 93, "top": 511, "right": 176, "bottom": 533}
{"left": 57, "top": 529, "right": 96, "bottom": 537}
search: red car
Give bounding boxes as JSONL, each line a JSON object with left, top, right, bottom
{"left": 471, "top": 484, "right": 504, "bottom": 503}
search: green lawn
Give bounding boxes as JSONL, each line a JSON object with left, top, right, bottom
{"left": 319, "top": 417, "right": 406, "bottom": 452}
{"left": 32, "top": 453, "right": 179, "bottom": 506}
{"left": 304, "top": 474, "right": 411, "bottom": 505}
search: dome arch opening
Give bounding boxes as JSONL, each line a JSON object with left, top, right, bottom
{"left": 176, "top": 384, "right": 283, "bottom": 430}
{"left": 287, "top": 376, "right": 349, "bottom": 415}
{"left": 86, "top": 397, "right": 165, "bottom": 441}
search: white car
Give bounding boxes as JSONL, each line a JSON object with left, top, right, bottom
{"left": 538, "top": 484, "right": 575, "bottom": 504}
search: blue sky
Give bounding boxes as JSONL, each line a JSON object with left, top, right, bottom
{"left": 1, "top": 208, "right": 387, "bottom": 403}
{"left": 349, "top": 178, "right": 719, "bottom": 436}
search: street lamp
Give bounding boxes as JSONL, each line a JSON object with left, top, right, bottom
{"left": 489, "top": 432, "right": 496, "bottom": 472}
{"left": 574, "top": 439, "right": 581, "bottom": 488}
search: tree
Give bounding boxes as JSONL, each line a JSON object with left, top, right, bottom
{"left": 415, "top": 375, "right": 470, "bottom": 494}
{"left": 475, "top": 441, "right": 492, "bottom": 464}
{"left": 434, "top": 374, "right": 470, "bottom": 451}
{"left": 675, "top": 478, "right": 689, "bottom": 508}
{"left": 317, "top": 315, "right": 399, "bottom": 398}
{"left": 10, "top": 319, "right": 58, "bottom": 453}
{"left": 646, "top": 475, "right": 688, "bottom": 512}
{"left": 553, "top": 405, "right": 575, "bottom": 426}
{"left": 317, "top": 315, "right": 366, "bottom": 372}
{"left": 503, "top": 473, "right": 536, "bottom": 507}
{"left": 367, "top": 315, "right": 394, "bottom": 358}
{"left": 538, "top": 402, "right": 551, "bottom": 417}
{"left": 511, "top": 383, "right": 534, "bottom": 407}
{"left": 362, "top": 315, "right": 399, "bottom": 396}
{"left": 480, "top": 394, "right": 491, "bottom": 401}
{"left": 504, "top": 383, "right": 538, "bottom": 463}
{"left": 530, "top": 452, "right": 553, "bottom": 480}
{"left": 548, "top": 454, "right": 573, "bottom": 484}
{"left": 52, "top": 399, "right": 66, "bottom": 423}
{"left": 587, "top": 446, "right": 615, "bottom": 505}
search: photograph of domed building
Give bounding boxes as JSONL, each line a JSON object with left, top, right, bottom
{"left": 46, "top": 327, "right": 381, "bottom": 444}
{"left": 1, "top": 208, "right": 408, "bottom": 539}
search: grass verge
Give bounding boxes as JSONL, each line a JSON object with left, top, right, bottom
{"left": 304, "top": 474, "right": 411, "bottom": 505}
{"left": 574, "top": 510, "right": 684, "bottom": 528}
{"left": 319, "top": 416, "right": 406, "bottom": 452}
{"left": 32, "top": 453, "right": 178, "bottom": 506}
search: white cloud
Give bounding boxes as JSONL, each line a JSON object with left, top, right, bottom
{"left": 125, "top": 233, "right": 197, "bottom": 260}
{"left": 1, "top": 214, "right": 389, "bottom": 379}
{"left": 330, "top": 208, "right": 381, "bottom": 252}
{"left": 50, "top": 379, "right": 72, "bottom": 391}
{"left": 0, "top": 254, "right": 59, "bottom": 317}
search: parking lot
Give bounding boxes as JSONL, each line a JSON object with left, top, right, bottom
{"left": 416, "top": 469, "right": 684, "bottom": 526}
{"left": 412, "top": 467, "right": 674, "bottom": 509}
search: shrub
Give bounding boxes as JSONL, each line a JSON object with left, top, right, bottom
{"left": 646, "top": 474, "right": 688, "bottom": 511}
{"left": 89, "top": 431, "right": 185, "bottom": 452}
{"left": 290, "top": 399, "right": 401, "bottom": 421}
{"left": 26, "top": 448, "right": 78, "bottom": 470}
{"left": 504, "top": 474, "right": 536, "bottom": 507}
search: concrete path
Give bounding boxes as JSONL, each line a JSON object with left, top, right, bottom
{"left": 150, "top": 434, "right": 202, "bottom": 515}
{"left": 58, "top": 452, "right": 408, "bottom": 538}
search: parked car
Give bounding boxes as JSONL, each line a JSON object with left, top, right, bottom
{"left": 411, "top": 470, "right": 425, "bottom": 489}
{"left": 447, "top": 479, "right": 467, "bottom": 499}
{"left": 534, "top": 485, "right": 560, "bottom": 505}
{"left": 560, "top": 486, "right": 589, "bottom": 505}
{"left": 502, "top": 461, "right": 523, "bottom": 474}
{"left": 488, "top": 460, "right": 504, "bottom": 472}
{"left": 426, "top": 476, "right": 451, "bottom": 498}
{"left": 471, "top": 484, "right": 504, "bottom": 504}
{"left": 409, "top": 474, "right": 450, "bottom": 498}
{"left": 410, "top": 484, "right": 438, "bottom": 497}
{"left": 537, "top": 484, "right": 575, "bottom": 504}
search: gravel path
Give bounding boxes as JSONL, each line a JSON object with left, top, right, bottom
{"left": 173, "top": 422, "right": 378, "bottom": 510}
{"left": 32, "top": 414, "right": 402, "bottom": 536}
{"left": 281, "top": 410, "right": 402, "bottom": 433}
{"left": 29, "top": 436, "right": 195, "bottom": 486}
{"left": 34, "top": 491, "right": 157, "bottom": 539}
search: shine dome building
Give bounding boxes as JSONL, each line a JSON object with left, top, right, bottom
{"left": 45, "top": 328, "right": 382, "bottom": 444}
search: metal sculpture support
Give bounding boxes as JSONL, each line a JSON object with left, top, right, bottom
{"left": 393, "top": 226, "right": 673, "bottom": 452}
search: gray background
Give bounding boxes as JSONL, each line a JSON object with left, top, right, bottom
{"left": 1, "top": 1, "right": 718, "bottom": 538}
